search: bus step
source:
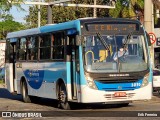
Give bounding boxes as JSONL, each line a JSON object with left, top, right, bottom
{"left": 72, "top": 96, "right": 77, "bottom": 100}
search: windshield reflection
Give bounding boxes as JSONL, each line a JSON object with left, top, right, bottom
{"left": 83, "top": 34, "right": 148, "bottom": 73}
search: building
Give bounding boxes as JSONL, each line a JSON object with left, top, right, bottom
{"left": 0, "top": 40, "right": 6, "bottom": 68}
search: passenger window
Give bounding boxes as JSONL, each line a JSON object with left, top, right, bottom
{"left": 52, "top": 33, "right": 64, "bottom": 59}
{"left": 17, "top": 38, "right": 27, "bottom": 60}
{"left": 27, "top": 36, "right": 38, "bottom": 60}
{"left": 40, "top": 34, "right": 51, "bottom": 60}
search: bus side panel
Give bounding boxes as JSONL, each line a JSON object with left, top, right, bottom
{"left": 20, "top": 62, "right": 67, "bottom": 99}
{"left": 5, "top": 63, "right": 14, "bottom": 93}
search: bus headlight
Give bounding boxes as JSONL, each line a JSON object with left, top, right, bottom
{"left": 141, "top": 73, "right": 149, "bottom": 88}
{"left": 86, "top": 76, "right": 97, "bottom": 90}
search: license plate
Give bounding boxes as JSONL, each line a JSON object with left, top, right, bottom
{"left": 114, "top": 92, "right": 126, "bottom": 97}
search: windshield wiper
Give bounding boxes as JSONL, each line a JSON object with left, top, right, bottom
{"left": 121, "top": 32, "right": 132, "bottom": 58}
{"left": 123, "top": 32, "right": 132, "bottom": 49}
{"left": 96, "top": 32, "right": 110, "bottom": 51}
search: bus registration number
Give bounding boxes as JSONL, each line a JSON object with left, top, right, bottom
{"left": 114, "top": 92, "right": 126, "bottom": 97}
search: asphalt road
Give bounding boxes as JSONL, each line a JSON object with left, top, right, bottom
{"left": 0, "top": 84, "right": 160, "bottom": 120}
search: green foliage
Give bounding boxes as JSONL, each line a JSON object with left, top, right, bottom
{"left": 0, "top": 80, "right": 4, "bottom": 84}
{"left": 154, "top": 4, "right": 158, "bottom": 24}
{"left": 109, "top": 0, "right": 144, "bottom": 19}
{"left": 0, "top": 20, "right": 25, "bottom": 40}
{"left": 0, "top": 0, "right": 24, "bottom": 13}
{"left": 109, "top": 0, "right": 122, "bottom": 17}
{"left": 0, "top": 14, "right": 14, "bottom": 21}
{"left": 25, "top": 0, "right": 110, "bottom": 28}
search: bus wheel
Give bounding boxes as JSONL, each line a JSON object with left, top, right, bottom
{"left": 58, "top": 83, "right": 71, "bottom": 110}
{"left": 22, "top": 81, "right": 31, "bottom": 103}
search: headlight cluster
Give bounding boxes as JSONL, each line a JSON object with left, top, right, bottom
{"left": 141, "top": 73, "right": 149, "bottom": 88}
{"left": 86, "top": 76, "right": 97, "bottom": 89}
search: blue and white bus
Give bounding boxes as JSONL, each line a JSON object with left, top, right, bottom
{"left": 5, "top": 18, "right": 152, "bottom": 109}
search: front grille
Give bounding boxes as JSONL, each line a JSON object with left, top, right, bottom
{"left": 95, "top": 79, "right": 139, "bottom": 83}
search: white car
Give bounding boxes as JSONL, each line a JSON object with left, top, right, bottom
{"left": 153, "top": 68, "right": 160, "bottom": 93}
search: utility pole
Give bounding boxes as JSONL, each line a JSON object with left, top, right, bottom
{"left": 93, "top": 0, "right": 97, "bottom": 18}
{"left": 144, "top": 0, "right": 154, "bottom": 67}
{"left": 144, "top": 0, "right": 153, "bottom": 32}
{"left": 47, "top": 0, "right": 52, "bottom": 24}
{"left": 38, "top": 0, "right": 41, "bottom": 27}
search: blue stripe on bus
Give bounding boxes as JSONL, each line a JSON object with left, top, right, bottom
{"left": 40, "top": 20, "right": 81, "bottom": 34}
{"left": 79, "top": 46, "right": 87, "bottom": 85}
{"left": 94, "top": 79, "right": 143, "bottom": 91}
{"left": 24, "top": 62, "right": 68, "bottom": 89}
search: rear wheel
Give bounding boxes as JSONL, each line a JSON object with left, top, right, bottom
{"left": 22, "top": 81, "right": 31, "bottom": 103}
{"left": 21, "top": 81, "right": 40, "bottom": 103}
{"left": 58, "top": 83, "right": 71, "bottom": 110}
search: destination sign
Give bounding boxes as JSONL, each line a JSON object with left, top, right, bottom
{"left": 86, "top": 23, "right": 139, "bottom": 32}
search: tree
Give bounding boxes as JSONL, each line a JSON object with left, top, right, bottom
{"left": 152, "top": 0, "right": 160, "bottom": 24}
{"left": 0, "top": 0, "right": 23, "bottom": 12}
{"left": 0, "top": 0, "right": 26, "bottom": 40}
{"left": 109, "top": 0, "right": 144, "bottom": 22}
{"left": 0, "top": 20, "right": 25, "bottom": 40}
{"left": 25, "top": 0, "right": 111, "bottom": 28}
{"left": 152, "top": 0, "right": 160, "bottom": 9}
{"left": 0, "top": 0, "right": 25, "bottom": 27}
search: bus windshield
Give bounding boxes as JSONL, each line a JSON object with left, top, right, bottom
{"left": 83, "top": 34, "right": 149, "bottom": 73}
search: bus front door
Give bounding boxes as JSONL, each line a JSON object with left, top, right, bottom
{"left": 5, "top": 41, "right": 16, "bottom": 93}
{"left": 67, "top": 35, "right": 79, "bottom": 100}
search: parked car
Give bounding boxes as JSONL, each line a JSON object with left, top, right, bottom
{"left": 0, "top": 68, "right": 5, "bottom": 82}
{"left": 153, "top": 68, "right": 160, "bottom": 94}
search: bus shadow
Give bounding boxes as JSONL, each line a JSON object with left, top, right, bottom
{"left": 34, "top": 98, "right": 133, "bottom": 110}
{"left": 71, "top": 103, "right": 133, "bottom": 110}
{"left": 0, "top": 87, "right": 133, "bottom": 110}
{"left": 0, "top": 88, "right": 22, "bottom": 100}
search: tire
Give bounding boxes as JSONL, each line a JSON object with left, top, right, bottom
{"left": 22, "top": 81, "right": 31, "bottom": 103}
{"left": 58, "top": 83, "right": 71, "bottom": 110}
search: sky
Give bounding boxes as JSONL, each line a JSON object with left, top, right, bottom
{"left": 9, "top": 4, "right": 31, "bottom": 23}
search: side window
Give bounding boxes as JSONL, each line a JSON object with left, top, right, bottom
{"left": 52, "top": 32, "right": 64, "bottom": 59}
{"left": 6, "top": 40, "right": 13, "bottom": 63}
{"left": 27, "top": 36, "right": 38, "bottom": 60}
{"left": 40, "top": 34, "right": 51, "bottom": 60}
{"left": 17, "top": 38, "right": 27, "bottom": 60}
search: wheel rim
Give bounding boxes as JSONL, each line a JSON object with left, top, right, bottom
{"left": 59, "top": 83, "right": 71, "bottom": 110}
{"left": 22, "top": 83, "right": 26, "bottom": 99}
{"left": 59, "top": 86, "right": 67, "bottom": 104}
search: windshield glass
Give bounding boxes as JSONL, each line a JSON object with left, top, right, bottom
{"left": 83, "top": 34, "right": 148, "bottom": 73}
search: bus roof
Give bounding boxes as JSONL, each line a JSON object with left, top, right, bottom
{"left": 6, "top": 19, "right": 80, "bottom": 39}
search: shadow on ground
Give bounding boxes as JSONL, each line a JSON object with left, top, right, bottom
{"left": 0, "top": 86, "right": 133, "bottom": 110}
